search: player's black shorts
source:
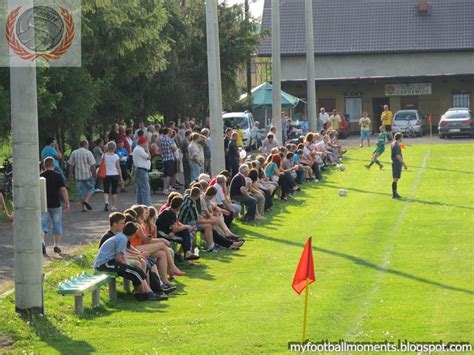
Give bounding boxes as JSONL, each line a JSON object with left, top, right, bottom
{"left": 392, "top": 162, "right": 402, "bottom": 179}
{"left": 384, "top": 124, "right": 392, "bottom": 132}
{"left": 163, "top": 159, "right": 176, "bottom": 177}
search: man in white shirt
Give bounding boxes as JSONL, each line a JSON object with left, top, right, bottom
{"left": 132, "top": 136, "right": 152, "bottom": 205}
{"left": 318, "top": 107, "right": 330, "bottom": 130}
{"left": 133, "top": 121, "right": 147, "bottom": 140}
{"left": 68, "top": 140, "right": 97, "bottom": 212}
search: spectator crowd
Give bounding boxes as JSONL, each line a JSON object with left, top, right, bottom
{"left": 35, "top": 116, "right": 346, "bottom": 302}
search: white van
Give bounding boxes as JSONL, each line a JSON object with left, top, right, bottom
{"left": 223, "top": 111, "right": 257, "bottom": 149}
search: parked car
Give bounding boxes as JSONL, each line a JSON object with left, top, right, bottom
{"left": 223, "top": 111, "right": 257, "bottom": 149}
{"left": 392, "top": 110, "right": 427, "bottom": 136}
{"left": 438, "top": 108, "right": 473, "bottom": 138}
{"left": 326, "top": 112, "right": 350, "bottom": 138}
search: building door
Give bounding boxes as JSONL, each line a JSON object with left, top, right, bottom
{"left": 401, "top": 96, "right": 418, "bottom": 109}
{"left": 318, "top": 98, "right": 336, "bottom": 112}
{"left": 372, "top": 97, "right": 390, "bottom": 133}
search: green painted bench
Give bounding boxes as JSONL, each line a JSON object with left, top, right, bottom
{"left": 57, "top": 272, "right": 114, "bottom": 314}
{"left": 57, "top": 272, "right": 133, "bottom": 314}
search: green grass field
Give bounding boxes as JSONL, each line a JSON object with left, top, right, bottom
{"left": 0, "top": 143, "right": 473, "bottom": 354}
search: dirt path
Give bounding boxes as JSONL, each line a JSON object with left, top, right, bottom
{"left": 0, "top": 188, "right": 167, "bottom": 293}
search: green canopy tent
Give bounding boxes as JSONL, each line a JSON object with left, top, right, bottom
{"left": 239, "top": 82, "right": 302, "bottom": 126}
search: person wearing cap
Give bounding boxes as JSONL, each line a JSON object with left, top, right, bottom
{"left": 132, "top": 136, "right": 152, "bottom": 205}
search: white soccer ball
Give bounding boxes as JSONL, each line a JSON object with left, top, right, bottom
{"left": 338, "top": 164, "right": 346, "bottom": 171}
{"left": 339, "top": 189, "right": 347, "bottom": 197}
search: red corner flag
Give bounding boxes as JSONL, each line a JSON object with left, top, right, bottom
{"left": 292, "top": 237, "right": 316, "bottom": 294}
{"left": 428, "top": 113, "right": 432, "bottom": 123}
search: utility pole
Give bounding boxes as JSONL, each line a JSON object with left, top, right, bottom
{"left": 9, "top": 0, "right": 43, "bottom": 314}
{"left": 245, "top": 0, "right": 252, "bottom": 107}
{"left": 305, "top": 0, "right": 317, "bottom": 132}
{"left": 271, "top": 0, "right": 282, "bottom": 143}
{"left": 206, "top": 0, "right": 225, "bottom": 175}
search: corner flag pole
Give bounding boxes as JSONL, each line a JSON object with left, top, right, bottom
{"left": 293, "top": 237, "right": 315, "bottom": 343}
{"left": 302, "top": 278, "right": 310, "bottom": 343}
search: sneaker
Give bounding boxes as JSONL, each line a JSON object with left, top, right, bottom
{"left": 53, "top": 246, "right": 62, "bottom": 254}
{"left": 169, "top": 186, "right": 177, "bottom": 192}
{"left": 379, "top": 164, "right": 384, "bottom": 170}
{"left": 161, "top": 283, "right": 177, "bottom": 293}
{"left": 95, "top": 188, "right": 103, "bottom": 193}
{"left": 83, "top": 201, "right": 92, "bottom": 210}
{"left": 364, "top": 164, "right": 370, "bottom": 170}
{"left": 162, "top": 188, "right": 170, "bottom": 195}
{"left": 207, "top": 244, "right": 219, "bottom": 253}
{"left": 392, "top": 193, "right": 402, "bottom": 199}
{"left": 120, "top": 188, "right": 127, "bottom": 193}
{"left": 42, "top": 244, "right": 47, "bottom": 256}
{"left": 104, "top": 203, "right": 109, "bottom": 212}
{"left": 111, "top": 206, "right": 117, "bottom": 212}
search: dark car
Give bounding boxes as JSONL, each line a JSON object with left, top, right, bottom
{"left": 438, "top": 108, "right": 473, "bottom": 139}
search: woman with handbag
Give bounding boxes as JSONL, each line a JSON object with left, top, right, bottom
{"left": 102, "top": 141, "right": 123, "bottom": 211}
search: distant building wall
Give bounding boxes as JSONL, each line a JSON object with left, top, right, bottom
{"left": 280, "top": 52, "right": 474, "bottom": 81}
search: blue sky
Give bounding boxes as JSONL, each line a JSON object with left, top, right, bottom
{"left": 221, "top": 0, "right": 265, "bottom": 18}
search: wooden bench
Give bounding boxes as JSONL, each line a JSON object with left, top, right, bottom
{"left": 57, "top": 272, "right": 132, "bottom": 314}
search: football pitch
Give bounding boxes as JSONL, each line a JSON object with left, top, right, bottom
{"left": 0, "top": 143, "right": 472, "bottom": 354}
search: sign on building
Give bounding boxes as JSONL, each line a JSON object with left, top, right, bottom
{"left": 385, "top": 83, "right": 432, "bottom": 96}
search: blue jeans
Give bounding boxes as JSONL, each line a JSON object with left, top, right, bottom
{"left": 190, "top": 161, "right": 202, "bottom": 182}
{"left": 41, "top": 207, "right": 63, "bottom": 236}
{"left": 75, "top": 178, "right": 94, "bottom": 199}
{"left": 135, "top": 167, "right": 152, "bottom": 206}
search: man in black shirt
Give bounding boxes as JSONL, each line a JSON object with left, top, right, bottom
{"left": 230, "top": 164, "right": 256, "bottom": 222}
{"left": 99, "top": 212, "right": 126, "bottom": 248}
{"left": 227, "top": 132, "right": 240, "bottom": 177}
{"left": 391, "top": 132, "right": 408, "bottom": 199}
{"left": 179, "top": 130, "right": 192, "bottom": 188}
{"left": 224, "top": 128, "right": 233, "bottom": 172}
{"left": 156, "top": 196, "right": 199, "bottom": 262}
{"left": 40, "top": 157, "right": 70, "bottom": 255}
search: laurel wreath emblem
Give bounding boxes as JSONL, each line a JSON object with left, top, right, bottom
{"left": 5, "top": 6, "right": 75, "bottom": 62}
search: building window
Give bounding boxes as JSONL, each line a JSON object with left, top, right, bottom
{"left": 453, "top": 92, "right": 470, "bottom": 108}
{"left": 345, "top": 96, "right": 362, "bottom": 122}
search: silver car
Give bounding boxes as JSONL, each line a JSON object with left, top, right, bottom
{"left": 392, "top": 110, "right": 427, "bottom": 137}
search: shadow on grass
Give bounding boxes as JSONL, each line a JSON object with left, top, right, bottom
{"left": 348, "top": 157, "right": 474, "bottom": 176}
{"left": 238, "top": 227, "right": 474, "bottom": 296}
{"left": 20, "top": 313, "right": 96, "bottom": 353}
{"left": 105, "top": 292, "right": 172, "bottom": 313}
{"left": 323, "top": 183, "right": 474, "bottom": 211}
